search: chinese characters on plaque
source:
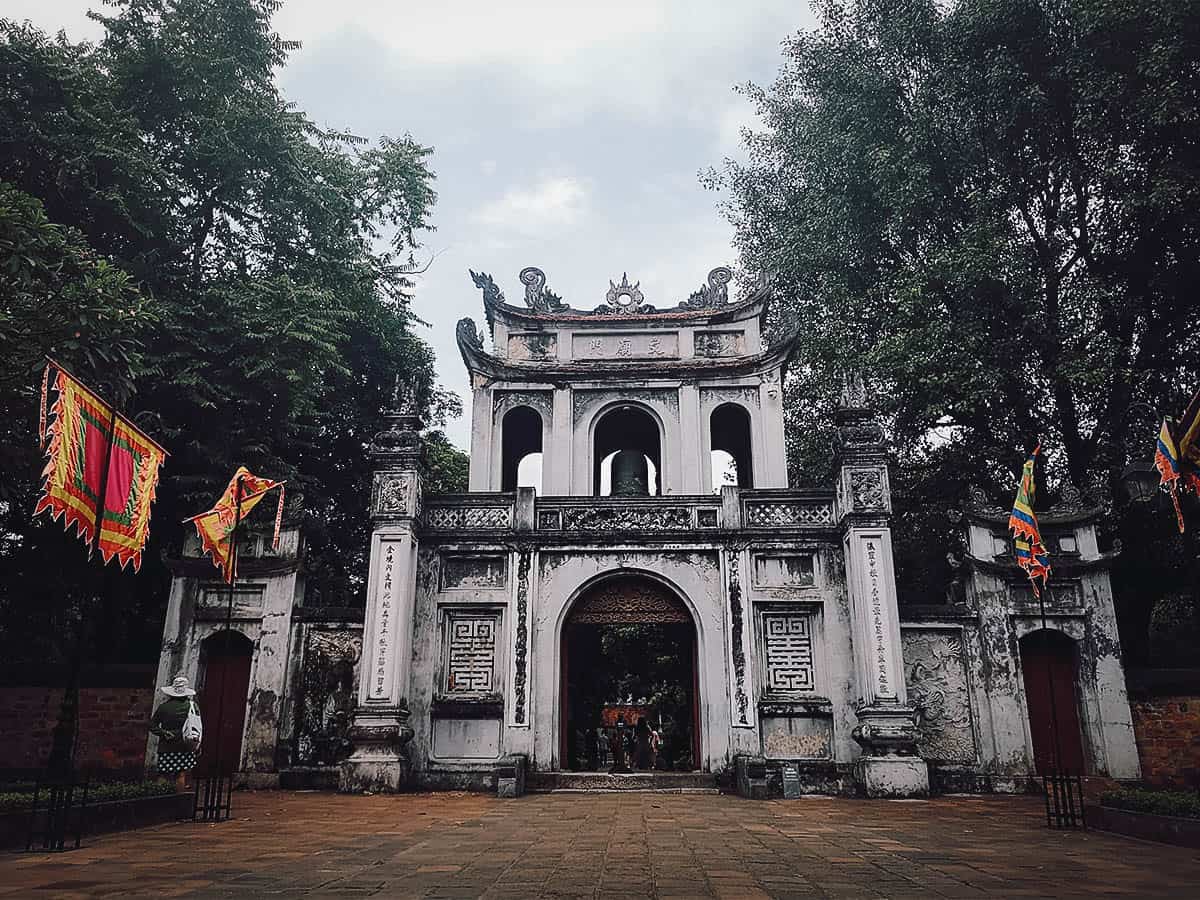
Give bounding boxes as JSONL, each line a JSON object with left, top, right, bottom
{"left": 370, "top": 542, "right": 397, "bottom": 700}
{"left": 864, "top": 539, "right": 895, "bottom": 699}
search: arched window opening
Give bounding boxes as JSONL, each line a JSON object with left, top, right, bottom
{"left": 710, "top": 404, "right": 753, "bottom": 491}
{"left": 501, "top": 406, "right": 543, "bottom": 493}
{"left": 593, "top": 406, "right": 661, "bottom": 496}
{"left": 710, "top": 450, "right": 738, "bottom": 490}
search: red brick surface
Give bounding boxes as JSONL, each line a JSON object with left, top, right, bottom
{"left": 0, "top": 685, "right": 154, "bottom": 774}
{"left": 1130, "top": 694, "right": 1200, "bottom": 787}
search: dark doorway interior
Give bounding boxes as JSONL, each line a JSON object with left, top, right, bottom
{"left": 198, "top": 630, "right": 253, "bottom": 775}
{"left": 562, "top": 622, "right": 698, "bottom": 772}
{"left": 1020, "top": 629, "right": 1087, "bottom": 775}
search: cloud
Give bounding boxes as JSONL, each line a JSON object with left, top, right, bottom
{"left": 470, "top": 174, "right": 591, "bottom": 235}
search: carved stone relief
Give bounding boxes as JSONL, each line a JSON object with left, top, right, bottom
{"left": 493, "top": 390, "right": 553, "bottom": 422}
{"left": 507, "top": 332, "right": 558, "bottom": 361}
{"left": 902, "top": 629, "right": 977, "bottom": 763}
{"left": 849, "top": 468, "right": 886, "bottom": 511}
{"left": 700, "top": 387, "right": 760, "bottom": 410}
{"left": 566, "top": 579, "right": 691, "bottom": 625}
{"left": 294, "top": 628, "right": 361, "bottom": 766}
{"left": 372, "top": 472, "right": 410, "bottom": 516}
{"left": 572, "top": 388, "right": 680, "bottom": 426}
{"left": 513, "top": 549, "right": 531, "bottom": 724}
{"left": 694, "top": 331, "right": 745, "bottom": 358}
{"left": 440, "top": 554, "right": 508, "bottom": 590}
{"left": 727, "top": 549, "right": 750, "bottom": 726}
{"left": 752, "top": 553, "right": 816, "bottom": 589}
{"left": 560, "top": 506, "right": 691, "bottom": 531}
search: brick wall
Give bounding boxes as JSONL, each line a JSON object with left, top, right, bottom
{"left": 0, "top": 666, "right": 155, "bottom": 777}
{"left": 1130, "top": 694, "right": 1200, "bottom": 788}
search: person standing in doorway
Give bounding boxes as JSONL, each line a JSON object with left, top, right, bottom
{"left": 635, "top": 717, "right": 653, "bottom": 770}
{"left": 150, "top": 675, "right": 202, "bottom": 790}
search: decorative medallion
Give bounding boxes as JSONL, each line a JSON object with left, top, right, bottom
{"left": 592, "top": 273, "right": 654, "bottom": 315}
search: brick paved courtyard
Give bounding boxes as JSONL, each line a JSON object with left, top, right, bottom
{"left": 3, "top": 791, "right": 1199, "bottom": 898}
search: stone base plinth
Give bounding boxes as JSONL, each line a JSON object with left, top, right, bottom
{"left": 855, "top": 756, "right": 929, "bottom": 799}
{"left": 339, "top": 755, "right": 408, "bottom": 793}
{"left": 338, "top": 706, "right": 413, "bottom": 793}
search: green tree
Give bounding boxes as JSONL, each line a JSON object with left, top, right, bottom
{"left": 711, "top": 0, "right": 1200, "bottom": 637}
{"left": 0, "top": 1, "right": 461, "bottom": 666}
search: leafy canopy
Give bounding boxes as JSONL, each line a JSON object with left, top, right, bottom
{"left": 0, "top": 1, "right": 467, "bottom": 664}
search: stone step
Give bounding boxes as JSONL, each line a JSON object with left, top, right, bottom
{"left": 527, "top": 771, "right": 719, "bottom": 794}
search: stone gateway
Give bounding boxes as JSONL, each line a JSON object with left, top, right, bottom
{"left": 151, "top": 267, "right": 1141, "bottom": 798}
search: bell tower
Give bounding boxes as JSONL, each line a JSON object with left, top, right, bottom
{"left": 457, "top": 266, "right": 792, "bottom": 498}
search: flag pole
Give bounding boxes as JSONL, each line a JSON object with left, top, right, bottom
{"left": 210, "top": 474, "right": 244, "bottom": 783}
{"left": 47, "top": 400, "right": 119, "bottom": 778}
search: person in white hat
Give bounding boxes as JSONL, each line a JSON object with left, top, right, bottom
{"left": 151, "top": 675, "right": 202, "bottom": 789}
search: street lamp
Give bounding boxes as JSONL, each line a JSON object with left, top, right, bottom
{"left": 1120, "top": 459, "right": 1159, "bottom": 506}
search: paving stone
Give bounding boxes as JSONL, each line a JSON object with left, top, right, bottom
{"left": 2, "top": 791, "right": 1199, "bottom": 898}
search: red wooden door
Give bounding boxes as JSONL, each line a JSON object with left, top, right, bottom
{"left": 198, "top": 642, "right": 252, "bottom": 775}
{"left": 1020, "top": 631, "right": 1086, "bottom": 774}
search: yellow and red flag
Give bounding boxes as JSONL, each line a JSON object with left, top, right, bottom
{"left": 1155, "top": 415, "right": 1200, "bottom": 533}
{"left": 1008, "top": 444, "right": 1051, "bottom": 596}
{"left": 185, "top": 466, "right": 284, "bottom": 582}
{"left": 34, "top": 361, "right": 167, "bottom": 571}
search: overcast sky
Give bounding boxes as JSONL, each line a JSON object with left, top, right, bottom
{"left": 10, "top": 1, "right": 817, "bottom": 448}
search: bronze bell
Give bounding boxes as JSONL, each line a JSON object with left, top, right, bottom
{"left": 611, "top": 449, "right": 649, "bottom": 496}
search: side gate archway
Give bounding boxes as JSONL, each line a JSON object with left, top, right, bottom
{"left": 558, "top": 575, "right": 701, "bottom": 772}
{"left": 1019, "top": 629, "right": 1086, "bottom": 775}
{"left": 198, "top": 630, "right": 254, "bottom": 775}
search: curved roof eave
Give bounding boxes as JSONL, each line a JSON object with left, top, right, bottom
{"left": 457, "top": 324, "right": 800, "bottom": 384}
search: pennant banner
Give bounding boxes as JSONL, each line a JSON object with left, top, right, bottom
{"left": 34, "top": 363, "right": 166, "bottom": 571}
{"left": 186, "top": 466, "right": 285, "bottom": 583}
{"left": 1155, "top": 411, "right": 1200, "bottom": 533}
{"left": 1008, "top": 444, "right": 1051, "bottom": 596}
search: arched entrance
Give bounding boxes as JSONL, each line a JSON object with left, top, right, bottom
{"left": 198, "top": 630, "right": 254, "bottom": 775}
{"left": 1020, "top": 629, "right": 1086, "bottom": 774}
{"left": 559, "top": 576, "right": 700, "bottom": 772}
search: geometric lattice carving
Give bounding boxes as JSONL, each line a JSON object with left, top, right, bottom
{"left": 762, "top": 612, "right": 816, "bottom": 693}
{"left": 426, "top": 506, "right": 512, "bottom": 530}
{"left": 445, "top": 613, "right": 498, "bottom": 694}
{"left": 744, "top": 501, "right": 834, "bottom": 527}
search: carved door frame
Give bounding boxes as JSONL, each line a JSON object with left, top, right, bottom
{"left": 557, "top": 575, "right": 702, "bottom": 771}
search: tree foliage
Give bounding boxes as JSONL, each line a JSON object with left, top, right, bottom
{"left": 711, "top": 0, "right": 1200, "bottom": 646}
{"left": 0, "top": 2, "right": 467, "bottom": 664}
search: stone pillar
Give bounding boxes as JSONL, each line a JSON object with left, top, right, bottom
{"left": 835, "top": 375, "right": 929, "bottom": 798}
{"left": 340, "top": 390, "right": 425, "bottom": 793}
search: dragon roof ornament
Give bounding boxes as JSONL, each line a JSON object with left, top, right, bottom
{"left": 468, "top": 265, "right": 748, "bottom": 318}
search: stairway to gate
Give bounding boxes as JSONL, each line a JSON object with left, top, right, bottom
{"left": 527, "top": 772, "right": 719, "bottom": 794}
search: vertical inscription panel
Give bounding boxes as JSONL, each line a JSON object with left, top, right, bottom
{"left": 368, "top": 540, "right": 399, "bottom": 701}
{"left": 847, "top": 530, "right": 901, "bottom": 704}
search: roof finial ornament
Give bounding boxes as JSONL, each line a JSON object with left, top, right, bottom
{"left": 518, "top": 266, "right": 565, "bottom": 313}
{"left": 600, "top": 272, "right": 648, "bottom": 314}
{"left": 680, "top": 266, "right": 733, "bottom": 309}
{"left": 469, "top": 270, "right": 505, "bottom": 308}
